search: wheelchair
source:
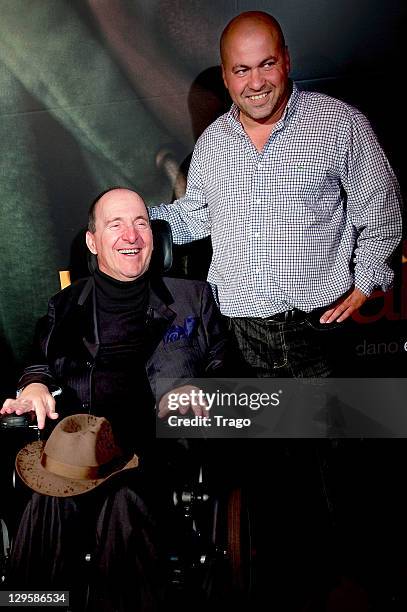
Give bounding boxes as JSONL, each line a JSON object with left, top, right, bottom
{"left": 162, "top": 437, "right": 253, "bottom": 608}
{"left": 0, "top": 413, "right": 253, "bottom": 610}
{"left": 0, "top": 413, "right": 40, "bottom": 585}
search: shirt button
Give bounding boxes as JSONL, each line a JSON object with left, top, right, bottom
{"left": 254, "top": 232, "right": 260, "bottom": 238}
{"left": 258, "top": 162, "right": 263, "bottom": 169}
{"left": 256, "top": 198, "right": 261, "bottom": 205}
{"left": 255, "top": 268, "right": 261, "bottom": 274}
{"left": 86, "top": 361, "right": 92, "bottom": 368}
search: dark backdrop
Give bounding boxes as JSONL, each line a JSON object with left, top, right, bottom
{"left": 0, "top": 0, "right": 405, "bottom": 386}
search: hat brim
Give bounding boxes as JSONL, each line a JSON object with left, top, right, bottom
{"left": 16, "top": 440, "right": 138, "bottom": 497}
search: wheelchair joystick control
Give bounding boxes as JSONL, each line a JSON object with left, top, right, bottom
{"left": 0, "top": 413, "right": 38, "bottom": 430}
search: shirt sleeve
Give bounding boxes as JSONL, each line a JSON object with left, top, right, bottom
{"left": 148, "top": 140, "right": 211, "bottom": 244}
{"left": 343, "top": 110, "right": 402, "bottom": 295}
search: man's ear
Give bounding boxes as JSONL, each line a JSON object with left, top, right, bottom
{"left": 284, "top": 46, "right": 291, "bottom": 73}
{"left": 85, "top": 231, "right": 97, "bottom": 255}
{"left": 221, "top": 64, "right": 228, "bottom": 90}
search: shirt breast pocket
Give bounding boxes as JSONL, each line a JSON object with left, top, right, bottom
{"left": 273, "top": 161, "right": 338, "bottom": 223}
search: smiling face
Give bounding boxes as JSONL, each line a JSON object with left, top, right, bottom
{"left": 221, "top": 16, "right": 291, "bottom": 128}
{"left": 86, "top": 189, "right": 153, "bottom": 282}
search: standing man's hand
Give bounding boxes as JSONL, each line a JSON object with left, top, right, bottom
{"left": 0, "top": 383, "right": 59, "bottom": 429}
{"left": 320, "top": 287, "right": 368, "bottom": 324}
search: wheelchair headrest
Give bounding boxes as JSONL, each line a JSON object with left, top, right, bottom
{"left": 87, "top": 218, "right": 173, "bottom": 276}
{"left": 151, "top": 219, "right": 173, "bottom": 274}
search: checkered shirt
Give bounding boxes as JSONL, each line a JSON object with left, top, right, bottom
{"left": 149, "top": 83, "right": 402, "bottom": 318}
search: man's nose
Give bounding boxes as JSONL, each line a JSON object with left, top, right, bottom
{"left": 123, "top": 226, "right": 142, "bottom": 244}
{"left": 248, "top": 68, "right": 264, "bottom": 91}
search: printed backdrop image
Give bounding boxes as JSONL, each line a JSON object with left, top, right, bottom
{"left": 0, "top": 0, "right": 405, "bottom": 391}
{"left": 0, "top": 4, "right": 406, "bottom": 608}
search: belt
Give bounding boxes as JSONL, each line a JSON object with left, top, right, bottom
{"left": 264, "top": 307, "right": 327, "bottom": 324}
{"left": 262, "top": 308, "right": 307, "bottom": 323}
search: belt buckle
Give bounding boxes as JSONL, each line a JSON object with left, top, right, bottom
{"left": 286, "top": 308, "right": 306, "bottom": 323}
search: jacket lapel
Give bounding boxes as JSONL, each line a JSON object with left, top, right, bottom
{"left": 51, "top": 277, "right": 99, "bottom": 360}
{"left": 144, "top": 276, "right": 176, "bottom": 359}
{"left": 79, "top": 278, "right": 99, "bottom": 359}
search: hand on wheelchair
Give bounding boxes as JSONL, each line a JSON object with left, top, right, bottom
{"left": 158, "top": 384, "right": 209, "bottom": 419}
{"left": 1, "top": 383, "right": 59, "bottom": 430}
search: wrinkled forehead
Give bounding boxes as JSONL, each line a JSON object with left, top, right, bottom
{"left": 95, "top": 191, "right": 149, "bottom": 225}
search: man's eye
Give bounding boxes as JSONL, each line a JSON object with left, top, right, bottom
{"left": 110, "top": 224, "right": 120, "bottom": 229}
{"left": 263, "top": 62, "right": 275, "bottom": 69}
{"left": 234, "top": 69, "right": 247, "bottom": 76}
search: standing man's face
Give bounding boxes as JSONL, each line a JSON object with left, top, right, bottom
{"left": 222, "top": 21, "right": 291, "bottom": 127}
{"left": 86, "top": 189, "right": 153, "bottom": 282}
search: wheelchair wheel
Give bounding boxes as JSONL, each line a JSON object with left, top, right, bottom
{"left": 226, "top": 487, "right": 253, "bottom": 596}
{"left": 0, "top": 414, "right": 39, "bottom": 539}
{"left": 0, "top": 518, "right": 10, "bottom": 583}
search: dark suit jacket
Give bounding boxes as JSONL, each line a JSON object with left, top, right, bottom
{"left": 18, "top": 274, "right": 228, "bottom": 415}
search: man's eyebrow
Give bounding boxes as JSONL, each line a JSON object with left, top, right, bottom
{"left": 104, "top": 215, "right": 149, "bottom": 225}
{"left": 260, "top": 56, "right": 278, "bottom": 64}
{"left": 232, "top": 56, "right": 278, "bottom": 70}
{"left": 105, "top": 216, "right": 122, "bottom": 224}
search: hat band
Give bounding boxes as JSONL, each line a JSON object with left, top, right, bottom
{"left": 41, "top": 453, "right": 109, "bottom": 480}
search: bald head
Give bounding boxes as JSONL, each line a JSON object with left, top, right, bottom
{"left": 220, "top": 11, "right": 286, "bottom": 64}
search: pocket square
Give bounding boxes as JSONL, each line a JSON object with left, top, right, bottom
{"left": 164, "top": 316, "right": 198, "bottom": 343}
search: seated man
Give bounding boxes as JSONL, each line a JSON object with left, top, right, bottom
{"left": 1, "top": 187, "right": 228, "bottom": 610}
{"left": 2, "top": 186, "right": 227, "bottom": 452}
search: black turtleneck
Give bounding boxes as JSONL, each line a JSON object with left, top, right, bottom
{"left": 92, "top": 268, "right": 154, "bottom": 453}
{"left": 94, "top": 267, "right": 149, "bottom": 346}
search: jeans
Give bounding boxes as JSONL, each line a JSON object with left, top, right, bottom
{"left": 228, "top": 309, "right": 345, "bottom": 377}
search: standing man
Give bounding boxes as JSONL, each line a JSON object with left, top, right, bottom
{"left": 149, "top": 10, "right": 402, "bottom": 377}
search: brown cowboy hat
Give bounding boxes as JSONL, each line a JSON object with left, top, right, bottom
{"left": 15, "top": 414, "right": 138, "bottom": 497}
